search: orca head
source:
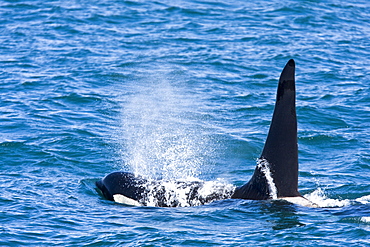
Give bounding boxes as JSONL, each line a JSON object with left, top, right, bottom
{"left": 96, "top": 177, "right": 113, "bottom": 201}
{"left": 96, "top": 172, "right": 147, "bottom": 203}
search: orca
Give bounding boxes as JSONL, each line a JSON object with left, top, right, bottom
{"left": 96, "top": 59, "right": 317, "bottom": 207}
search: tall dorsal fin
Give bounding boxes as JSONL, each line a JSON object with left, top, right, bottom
{"left": 232, "top": 59, "right": 301, "bottom": 199}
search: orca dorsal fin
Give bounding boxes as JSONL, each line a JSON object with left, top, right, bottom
{"left": 232, "top": 59, "right": 301, "bottom": 199}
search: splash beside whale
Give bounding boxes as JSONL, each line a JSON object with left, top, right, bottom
{"left": 96, "top": 59, "right": 318, "bottom": 207}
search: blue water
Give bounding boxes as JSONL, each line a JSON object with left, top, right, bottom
{"left": 1, "top": 0, "right": 370, "bottom": 245}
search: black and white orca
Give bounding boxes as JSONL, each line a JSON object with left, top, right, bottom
{"left": 96, "top": 59, "right": 317, "bottom": 207}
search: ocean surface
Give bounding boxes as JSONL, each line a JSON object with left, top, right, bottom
{"left": 1, "top": 0, "right": 370, "bottom": 245}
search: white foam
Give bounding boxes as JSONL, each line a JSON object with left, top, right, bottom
{"left": 198, "top": 179, "right": 236, "bottom": 201}
{"left": 278, "top": 197, "right": 319, "bottom": 208}
{"left": 304, "top": 188, "right": 351, "bottom": 208}
{"left": 355, "top": 195, "right": 370, "bottom": 204}
{"left": 140, "top": 179, "right": 235, "bottom": 207}
{"left": 361, "top": 217, "right": 370, "bottom": 223}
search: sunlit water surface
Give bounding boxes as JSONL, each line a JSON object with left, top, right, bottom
{"left": 1, "top": 0, "right": 369, "bottom": 246}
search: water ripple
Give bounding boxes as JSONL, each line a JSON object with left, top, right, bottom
{"left": 1, "top": 0, "right": 369, "bottom": 245}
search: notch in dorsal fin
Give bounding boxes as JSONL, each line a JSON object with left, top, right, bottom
{"left": 232, "top": 59, "right": 301, "bottom": 199}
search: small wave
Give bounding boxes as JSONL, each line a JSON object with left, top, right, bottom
{"left": 340, "top": 217, "right": 370, "bottom": 224}
{"left": 361, "top": 217, "right": 370, "bottom": 223}
{"left": 138, "top": 178, "right": 235, "bottom": 207}
{"left": 355, "top": 195, "right": 370, "bottom": 205}
{"left": 304, "top": 188, "right": 351, "bottom": 208}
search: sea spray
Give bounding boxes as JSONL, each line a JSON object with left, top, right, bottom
{"left": 115, "top": 72, "right": 235, "bottom": 206}
{"left": 117, "top": 75, "right": 213, "bottom": 181}
{"left": 304, "top": 188, "right": 351, "bottom": 207}
{"left": 138, "top": 179, "right": 235, "bottom": 207}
